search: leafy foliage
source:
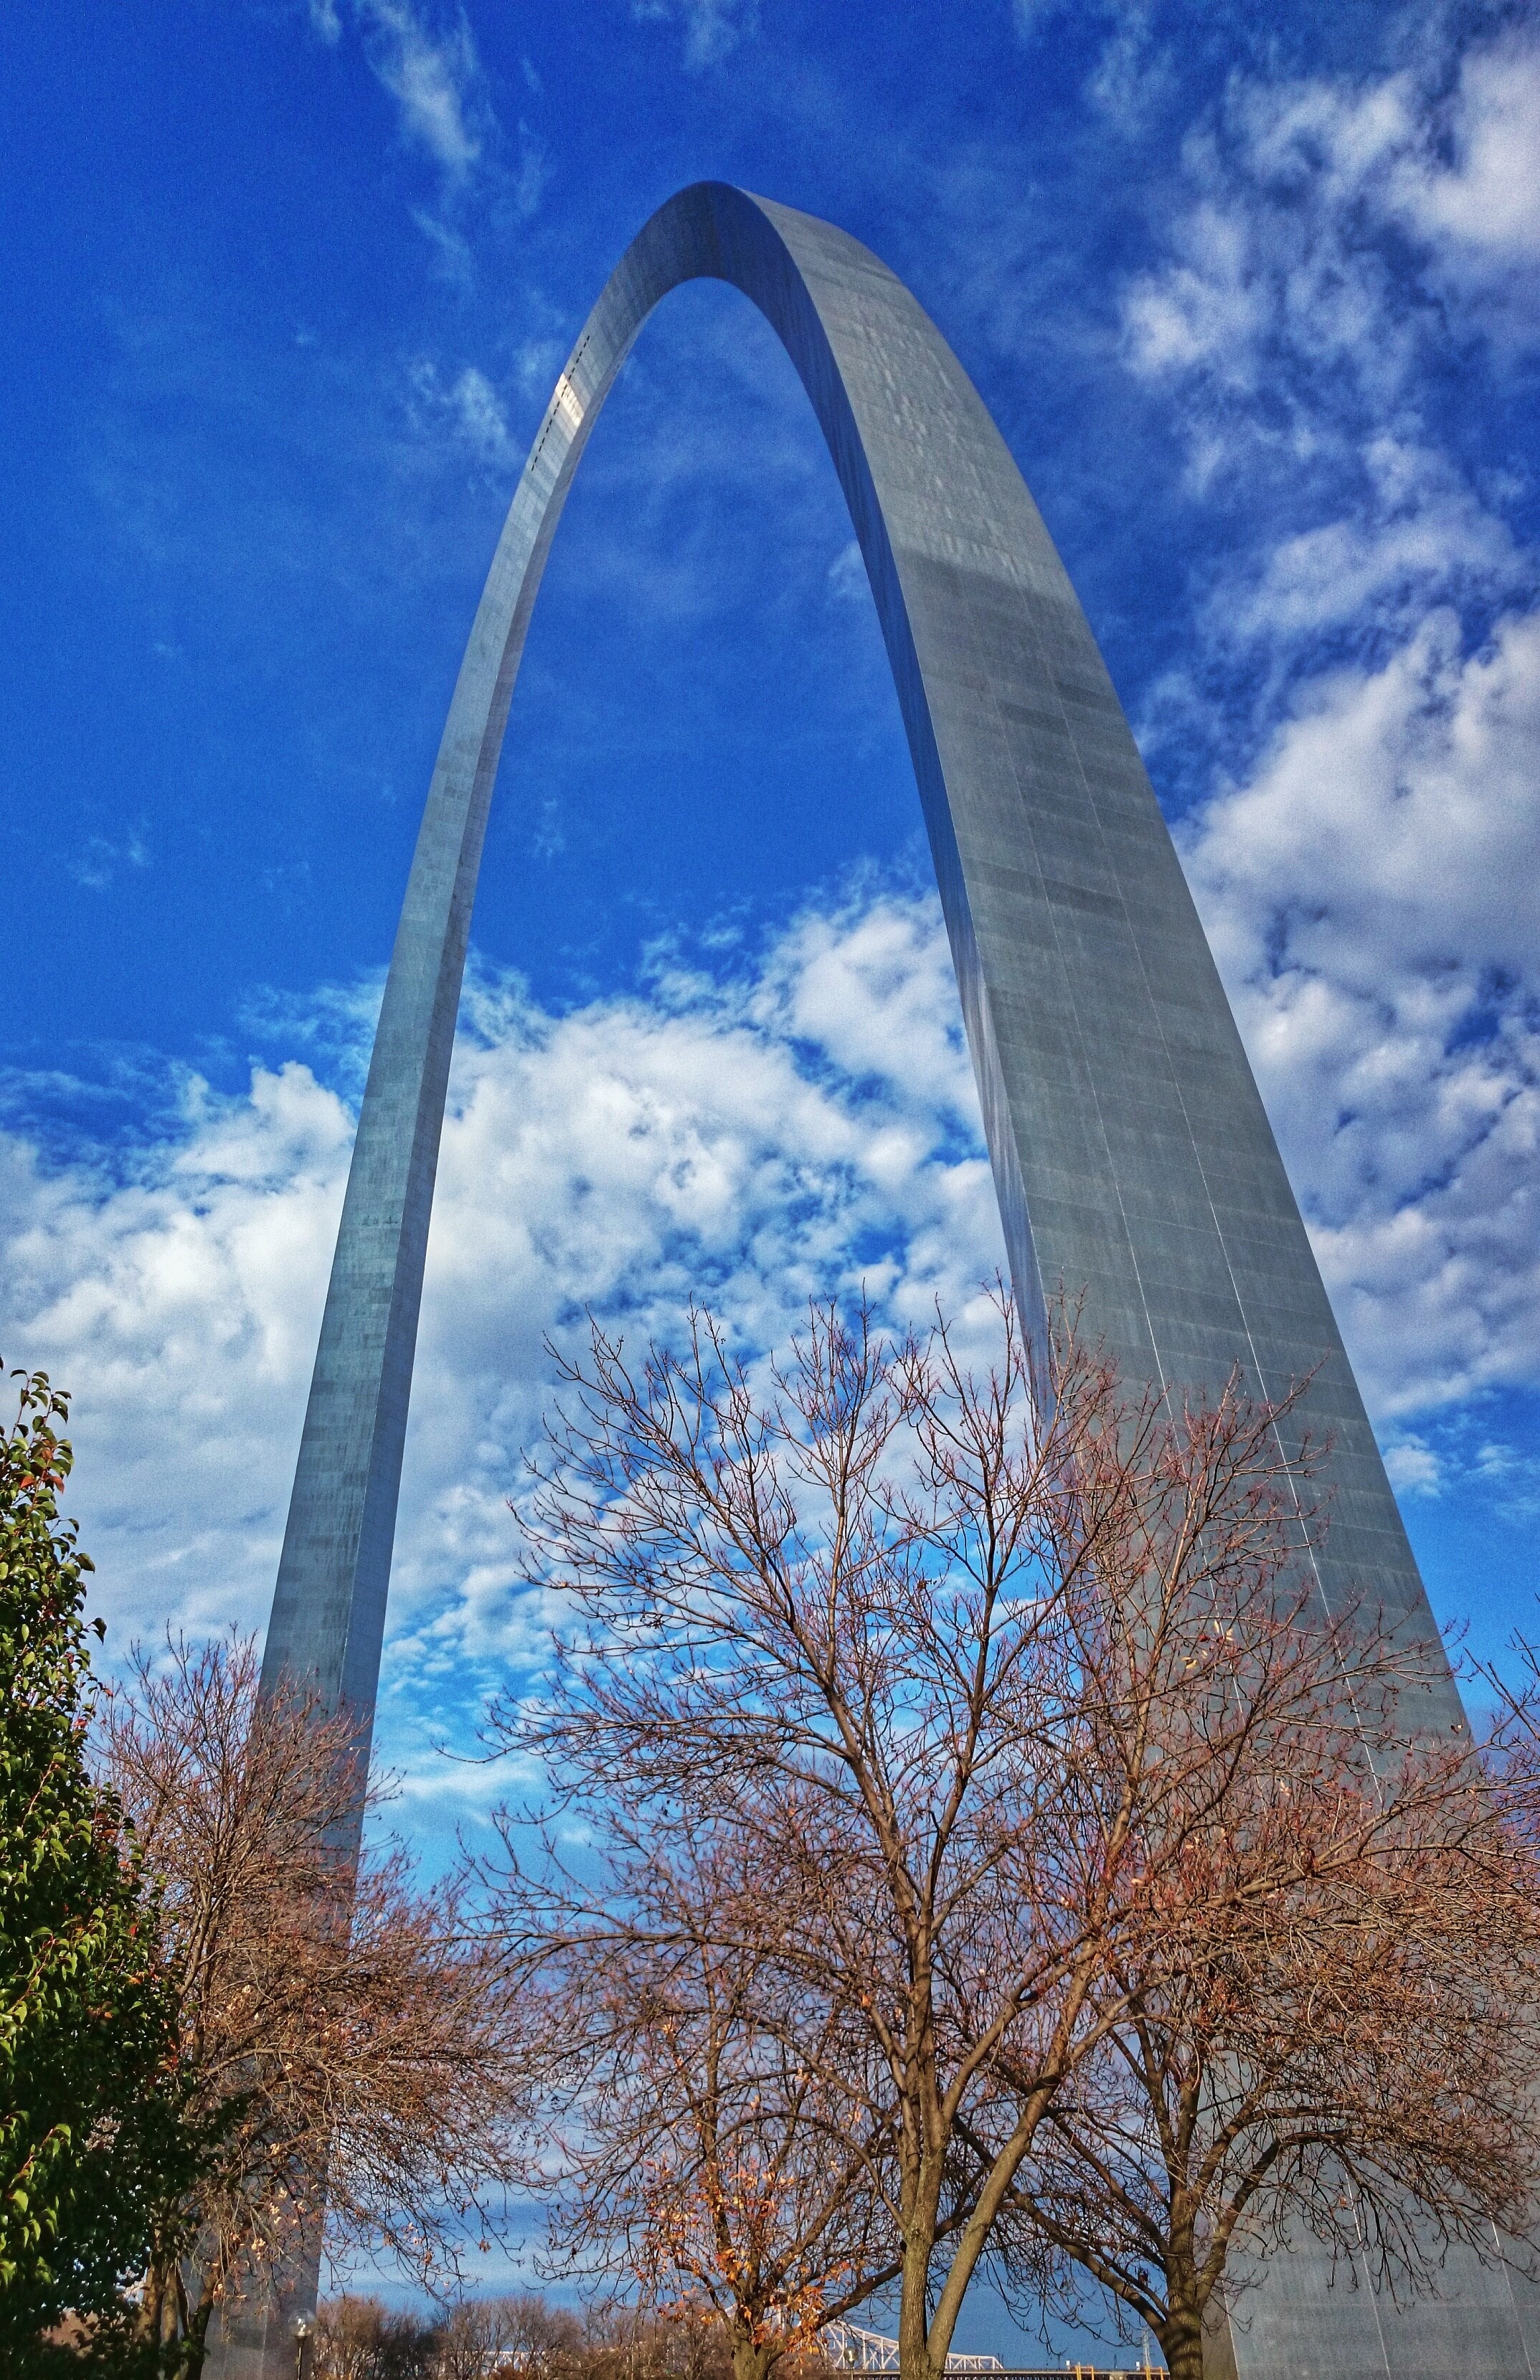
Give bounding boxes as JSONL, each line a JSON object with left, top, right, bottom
{"left": 0, "top": 1366, "right": 184, "bottom": 2366}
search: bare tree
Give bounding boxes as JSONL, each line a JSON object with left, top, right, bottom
{"left": 1473, "top": 1609, "right": 1540, "bottom": 1848}
{"left": 316, "top": 2292, "right": 741, "bottom": 2380}
{"left": 428, "top": 2293, "right": 652, "bottom": 2380}
{"left": 94, "top": 1634, "right": 527, "bottom": 2374}
{"left": 484, "top": 1291, "right": 1515, "bottom": 2380}
{"left": 432, "top": 2294, "right": 545, "bottom": 2380}
{"left": 312, "top": 2293, "right": 443, "bottom": 2380}
{"left": 485, "top": 1818, "right": 894, "bottom": 2380}
{"left": 996, "top": 1717, "right": 1539, "bottom": 2380}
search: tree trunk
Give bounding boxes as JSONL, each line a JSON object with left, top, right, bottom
{"left": 182, "top": 2285, "right": 217, "bottom": 2380}
{"left": 729, "top": 2331, "right": 779, "bottom": 2380}
{"left": 1156, "top": 2295, "right": 1206, "bottom": 2380}
{"left": 898, "top": 2237, "right": 942, "bottom": 2380}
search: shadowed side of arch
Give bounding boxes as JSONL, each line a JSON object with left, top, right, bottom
{"left": 236, "top": 181, "right": 1518, "bottom": 2380}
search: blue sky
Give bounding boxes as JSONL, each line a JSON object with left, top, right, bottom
{"left": 3, "top": 0, "right": 1539, "bottom": 2336}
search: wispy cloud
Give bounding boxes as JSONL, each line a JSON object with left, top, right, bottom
{"left": 355, "top": 0, "right": 488, "bottom": 178}
{"left": 631, "top": 0, "right": 760, "bottom": 72}
{"left": 1011, "top": 0, "right": 1167, "bottom": 127}
{"left": 307, "top": 0, "right": 547, "bottom": 252}
{"left": 447, "top": 363, "right": 513, "bottom": 461}
{"left": 1470, "top": 1437, "right": 1540, "bottom": 1521}
{"left": 407, "top": 356, "right": 518, "bottom": 468}
{"left": 826, "top": 540, "right": 866, "bottom": 604}
{"left": 509, "top": 120, "right": 549, "bottom": 219}
{"left": 1381, "top": 1414, "right": 1540, "bottom": 1525}
{"left": 70, "top": 828, "right": 149, "bottom": 892}
{"left": 1215, "top": 433, "right": 1519, "bottom": 647}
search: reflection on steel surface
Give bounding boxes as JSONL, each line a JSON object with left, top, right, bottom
{"left": 218, "top": 185, "right": 1530, "bottom": 2380}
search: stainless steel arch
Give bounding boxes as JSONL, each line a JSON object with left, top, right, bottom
{"left": 240, "top": 184, "right": 1530, "bottom": 2380}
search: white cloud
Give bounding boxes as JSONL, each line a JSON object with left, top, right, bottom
{"left": 355, "top": 0, "right": 487, "bottom": 177}
{"left": 407, "top": 358, "right": 517, "bottom": 468}
{"left": 631, "top": 0, "right": 760, "bottom": 72}
{"left": 311, "top": 0, "right": 546, "bottom": 245}
{"left": 509, "top": 121, "right": 549, "bottom": 220}
{"left": 22, "top": 785, "right": 1539, "bottom": 1834}
{"left": 516, "top": 336, "right": 565, "bottom": 397}
{"left": 1115, "top": 22, "right": 1540, "bottom": 1439}
{"left": 1, "top": 892, "right": 1004, "bottom": 1831}
{"left": 827, "top": 539, "right": 867, "bottom": 603}
{"left": 1120, "top": 199, "right": 1270, "bottom": 391}
{"left": 1221, "top": 433, "right": 1518, "bottom": 645}
{"left": 71, "top": 826, "right": 150, "bottom": 892}
{"left": 447, "top": 364, "right": 513, "bottom": 462}
{"left": 1391, "top": 31, "right": 1540, "bottom": 288}
{"left": 17, "top": 801, "right": 1539, "bottom": 1792}
{"left": 1011, "top": 0, "right": 1165, "bottom": 126}
{"left": 1470, "top": 1437, "right": 1540, "bottom": 1520}
{"left": 0, "top": 1062, "right": 354, "bottom": 1646}
{"left": 1123, "top": 24, "right": 1540, "bottom": 445}
{"left": 1222, "top": 25, "right": 1540, "bottom": 334}
{"left": 1383, "top": 1433, "right": 1442, "bottom": 1497}
{"left": 1182, "top": 603, "right": 1540, "bottom": 1417}
{"left": 747, "top": 892, "right": 973, "bottom": 1118}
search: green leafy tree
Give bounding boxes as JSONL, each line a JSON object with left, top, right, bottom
{"left": 0, "top": 1364, "right": 184, "bottom": 2367}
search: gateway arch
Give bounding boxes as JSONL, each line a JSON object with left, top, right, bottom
{"left": 235, "top": 184, "right": 1529, "bottom": 2379}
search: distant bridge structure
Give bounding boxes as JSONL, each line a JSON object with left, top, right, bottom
{"left": 821, "top": 2319, "right": 1003, "bottom": 2374}
{"left": 818, "top": 2331, "right": 1163, "bottom": 2380}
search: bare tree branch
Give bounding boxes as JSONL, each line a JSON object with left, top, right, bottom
{"left": 478, "top": 1291, "right": 1521, "bottom": 2380}
{"left": 95, "top": 1635, "right": 529, "bottom": 2374}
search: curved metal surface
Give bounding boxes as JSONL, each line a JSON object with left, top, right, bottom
{"left": 240, "top": 184, "right": 1529, "bottom": 2380}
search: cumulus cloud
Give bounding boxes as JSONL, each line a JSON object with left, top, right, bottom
{"left": 1110, "top": 13, "right": 1540, "bottom": 1461}
{"left": 1123, "top": 23, "right": 1540, "bottom": 438}
{"left": 1390, "top": 30, "right": 1540, "bottom": 301}
{"left": 18, "top": 801, "right": 1540, "bottom": 1815}
{"left": 0, "top": 1062, "right": 354, "bottom": 1644}
{"left": 0, "top": 892, "right": 1004, "bottom": 1824}
{"left": 1183, "top": 605, "right": 1540, "bottom": 1417}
